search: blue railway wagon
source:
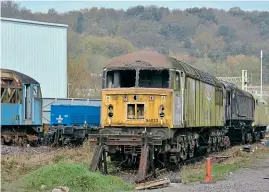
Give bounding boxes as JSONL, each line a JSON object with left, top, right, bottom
{"left": 50, "top": 105, "right": 101, "bottom": 127}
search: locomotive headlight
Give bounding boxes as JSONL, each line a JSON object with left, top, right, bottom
{"left": 159, "top": 105, "right": 165, "bottom": 118}
{"left": 108, "top": 105, "right": 113, "bottom": 111}
{"left": 123, "top": 95, "right": 128, "bottom": 102}
{"left": 108, "top": 105, "right": 113, "bottom": 117}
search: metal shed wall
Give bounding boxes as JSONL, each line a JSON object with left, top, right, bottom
{"left": 1, "top": 17, "right": 68, "bottom": 98}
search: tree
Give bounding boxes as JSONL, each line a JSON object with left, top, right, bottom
{"left": 228, "top": 7, "right": 245, "bottom": 16}
{"left": 217, "top": 25, "right": 236, "bottom": 43}
{"left": 47, "top": 8, "right": 57, "bottom": 15}
{"left": 160, "top": 23, "right": 187, "bottom": 40}
{"left": 219, "top": 55, "right": 261, "bottom": 85}
{"left": 194, "top": 31, "right": 225, "bottom": 56}
{"left": 192, "top": 56, "right": 217, "bottom": 75}
{"left": 75, "top": 12, "right": 84, "bottom": 33}
{"left": 125, "top": 5, "right": 144, "bottom": 17}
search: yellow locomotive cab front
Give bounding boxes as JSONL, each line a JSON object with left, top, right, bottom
{"left": 101, "top": 88, "right": 173, "bottom": 128}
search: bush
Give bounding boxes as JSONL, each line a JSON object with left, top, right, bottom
{"left": 23, "top": 163, "right": 133, "bottom": 192}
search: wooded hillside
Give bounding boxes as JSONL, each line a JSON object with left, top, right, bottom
{"left": 2, "top": 1, "right": 269, "bottom": 98}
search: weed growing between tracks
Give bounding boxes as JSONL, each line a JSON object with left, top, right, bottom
{"left": 180, "top": 144, "right": 269, "bottom": 184}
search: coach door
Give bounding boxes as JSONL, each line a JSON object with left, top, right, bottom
{"left": 32, "top": 85, "right": 42, "bottom": 125}
{"left": 24, "top": 84, "right": 32, "bottom": 124}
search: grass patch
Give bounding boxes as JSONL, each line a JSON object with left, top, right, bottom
{"left": 180, "top": 144, "right": 268, "bottom": 184}
{"left": 1, "top": 142, "right": 98, "bottom": 191}
{"left": 23, "top": 163, "right": 133, "bottom": 192}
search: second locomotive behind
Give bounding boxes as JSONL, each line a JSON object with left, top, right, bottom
{"left": 96, "top": 51, "right": 269, "bottom": 168}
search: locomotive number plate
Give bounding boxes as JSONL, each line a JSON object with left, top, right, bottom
{"left": 146, "top": 119, "right": 158, "bottom": 122}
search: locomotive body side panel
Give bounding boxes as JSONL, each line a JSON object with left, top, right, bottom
{"left": 223, "top": 82, "right": 254, "bottom": 126}
{"left": 1, "top": 104, "right": 22, "bottom": 125}
{"left": 184, "top": 77, "right": 224, "bottom": 128}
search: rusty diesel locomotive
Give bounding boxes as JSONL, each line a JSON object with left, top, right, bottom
{"left": 90, "top": 51, "right": 269, "bottom": 180}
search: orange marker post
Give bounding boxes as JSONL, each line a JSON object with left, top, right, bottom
{"left": 201, "top": 157, "right": 216, "bottom": 184}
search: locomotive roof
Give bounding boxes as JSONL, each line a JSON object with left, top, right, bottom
{"left": 221, "top": 81, "right": 254, "bottom": 99}
{"left": 0, "top": 68, "right": 40, "bottom": 85}
{"left": 105, "top": 51, "right": 222, "bottom": 87}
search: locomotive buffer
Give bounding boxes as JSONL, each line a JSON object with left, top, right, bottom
{"left": 89, "top": 131, "right": 156, "bottom": 183}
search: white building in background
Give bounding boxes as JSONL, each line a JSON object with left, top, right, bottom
{"left": 1, "top": 17, "right": 68, "bottom": 98}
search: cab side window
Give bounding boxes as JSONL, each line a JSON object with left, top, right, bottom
{"left": 175, "top": 72, "right": 180, "bottom": 90}
{"left": 33, "top": 85, "right": 41, "bottom": 99}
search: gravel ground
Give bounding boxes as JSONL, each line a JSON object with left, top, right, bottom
{"left": 1, "top": 145, "right": 54, "bottom": 156}
{"left": 139, "top": 154, "right": 269, "bottom": 192}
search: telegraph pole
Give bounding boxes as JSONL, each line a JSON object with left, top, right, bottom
{"left": 241, "top": 70, "right": 248, "bottom": 91}
{"left": 260, "top": 50, "right": 263, "bottom": 98}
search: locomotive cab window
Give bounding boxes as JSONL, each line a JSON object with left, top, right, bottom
{"left": 138, "top": 69, "right": 169, "bottom": 88}
{"left": 175, "top": 71, "right": 180, "bottom": 90}
{"left": 227, "top": 91, "right": 231, "bottom": 106}
{"left": 33, "top": 86, "right": 41, "bottom": 98}
{"left": 106, "top": 70, "right": 136, "bottom": 88}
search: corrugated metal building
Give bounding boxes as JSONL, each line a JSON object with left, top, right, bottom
{"left": 1, "top": 17, "right": 68, "bottom": 98}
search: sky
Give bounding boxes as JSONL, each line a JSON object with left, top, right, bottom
{"left": 15, "top": 1, "right": 269, "bottom": 13}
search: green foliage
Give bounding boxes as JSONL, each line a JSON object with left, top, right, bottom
{"left": 126, "top": 5, "right": 145, "bottom": 17}
{"left": 217, "top": 25, "right": 236, "bottom": 43}
{"left": 228, "top": 7, "right": 245, "bottom": 16}
{"left": 192, "top": 56, "right": 217, "bottom": 75}
{"left": 160, "top": 22, "right": 186, "bottom": 40}
{"left": 23, "top": 163, "right": 133, "bottom": 192}
{"left": 186, "top": 7, "right": 217, "bottom": 23}
{"left": 81, "top": 35, "right": 135, "bottom": 58}
{"left": 243, "top": 11, "right": 269, "bottom": 36}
